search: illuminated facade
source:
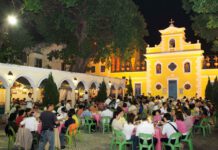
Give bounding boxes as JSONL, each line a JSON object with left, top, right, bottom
{"left": 88, "top": 22, "right": 218, "bottom": 99}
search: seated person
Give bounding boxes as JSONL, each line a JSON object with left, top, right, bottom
{"left": 112, "top": 107, "right": 126, "bottom": 131}
{"left": 69, "top": 108, "right": 79, "bottom": 127}
{"left": 136, "top": 115, "right": 157, "bottom": 147}
{"left": 175, "top": 111, "right": 188, "bottom": 139}
{"left": 60, "top": 112, "right": 76, "bottom": 149}
{"left": 80, "top": 106, "right": 92, "bottom": 118}
{"left": 184, "top": 109, "right": 193, "bottom": 130}
{"left": 161, "top": 113, "right": 178, "bottom": 150}
{"left": 152, "top": 110, "right": 161, "bottom": 123}
{"left": 100, "top": 106, "right": 113, "bottom": 118}
{"left": 122, "top": 113, "right": 137, "bottom": 150}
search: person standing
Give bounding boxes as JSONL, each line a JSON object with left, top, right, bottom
{"left": 38, "top": 104, "right": 59, "bottom": 150}
{"left": 26, "top": 93, "right": 33, "bottom": 109}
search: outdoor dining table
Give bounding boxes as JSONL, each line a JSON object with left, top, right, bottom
{"left": 93, "top": 113, "right": 101, "bottom": 126}
{"left": 154, "top": 126, "right": 166, "bottom": 150}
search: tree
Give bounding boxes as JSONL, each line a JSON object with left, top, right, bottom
{"left": 0, "top": 0, "right": 34, "bottom": 64}
{"left": 126, "top": 77, "right": 133, "bottom": 96}
{"left": 182, "top": 0, "right": 218, "bottom": 51}
{"left": 43, "top": 73, "right": 59, "bottom": 106}
{"left": 2, "top": 0, "right": 147, "bottom": 72}
{"left": 95, "top": 80, "right": 107, "bottom": 103}
{"left": 212, "top": 76, "right": 218, "bottom": 106}
{"left": 205, "top": 77, "right": 213, "bottom": 100}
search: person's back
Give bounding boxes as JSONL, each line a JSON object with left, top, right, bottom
{"left": 40, "top": 111, "right": 57, "bottom": 130}
{"left": 101, "top": 108, "right": 113, "bottom": 118}
{"left": 20, "top": 116, "right": 38, "bottom": 132}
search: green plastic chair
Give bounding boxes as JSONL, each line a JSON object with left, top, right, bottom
{"left": 204, "top": 117, "right": 211, "bottom": 134}
{"left": 138, "top": 133, "right": 154, "bottom": 150}
{"left": 8, "top": 126, "right": 16, "bottom": 150}
{"left": 181, "top": 128, "right": 193, "bottom": 150}
{"left": 101, "top": 116, "right": 111, "bottom": 134}
{"left": 162, "top": 132, "right": 182, "bottom": 150}
{"left": 110, "top": 128, "right": 133, "bottom": 150}
{"left": 194, "top": 118, "right": 207, "bottom": 136}
{"left": 84, "top": 117, "right": 96, "bottom": 133}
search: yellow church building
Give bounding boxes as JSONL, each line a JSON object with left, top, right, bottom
{"left": 87, "top": 21, "right": 218, "bottom": 99}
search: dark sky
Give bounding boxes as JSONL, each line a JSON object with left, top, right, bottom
{"left": 133, "top": 0, "right": 211, "bottom": 53}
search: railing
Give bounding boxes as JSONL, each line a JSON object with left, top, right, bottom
{"left": 111, "top": 61, "right": 146, "bottom": 72}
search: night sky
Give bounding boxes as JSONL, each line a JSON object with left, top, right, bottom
{"left": 133, "top": 0, "right": 211, "bottom": 53}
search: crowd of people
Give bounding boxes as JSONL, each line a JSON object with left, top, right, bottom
{"left": 4, "top": 92, "right": 216, "bottom": 150}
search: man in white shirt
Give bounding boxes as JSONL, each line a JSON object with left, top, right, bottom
{"left": 20, "top": 114, "right": 38, "bottom": 132}
{"left": 66, "top": 100, "right": 72, "bottom": 111}
{"left": 160, "top": 102, "right": 168, "bottom": 115}
{"left": 100, "top": 107, "right": 113, "bottom": 118}
{"left": 161, "top": 113, "right": 178, "bottom": 150}
{"left": 26, "top": 93, "right": 33, "bottom": 109}
{"left": 136, "top": 115, "right": 157, "bottom": 146}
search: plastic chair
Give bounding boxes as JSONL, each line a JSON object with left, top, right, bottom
{"left": 84, "top": 117, "right": 96, "bottom": 133}
{"left": 162, "top": 132, "right": 182, "bottom": 150}
{"left": 8, "top": 126, "right": 16, "bottom": 150}
{"left": 181, "top": 128, "right": 193, "bottom": 150}
{"left": 110, "top": 128, "right": 133, "bottom": 150}
{"left": 193, "top": 118, "right": 207, "bottom": 136}
{"left": 65, "top": 125, "right": 78, "bottom": 148}
{"left": 101, "top": 116, "right": 111, "bottom": 134}
{"left": 204, "top": 117, "right": 212, "bottom": 134}
{"left": 138, "top": 133, "right": 154, "bottom": 150}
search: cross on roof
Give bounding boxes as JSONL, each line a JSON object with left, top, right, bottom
{"left": 169, "top": 19, "right": 174, "bottom": 26}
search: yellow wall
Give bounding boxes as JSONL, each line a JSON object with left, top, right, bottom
{"left": 87, "top": 23, "right": 218, "bottom": 98}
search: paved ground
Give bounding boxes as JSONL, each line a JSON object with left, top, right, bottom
{"left": 0, "top": 125, "right": 217, "bottom": 150}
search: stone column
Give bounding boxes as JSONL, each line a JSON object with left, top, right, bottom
{"left": 33, "top": 87, "right": 38, "bottom": 102}
{"left": 5, "top": 87, "right": 11, "bottom": 113}
{"left": 71, "top": 89, "right": 76, "bottom": 108}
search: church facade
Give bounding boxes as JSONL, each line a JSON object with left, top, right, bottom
{"left": 87, "top": 22, "right": 218, "bottom": 99}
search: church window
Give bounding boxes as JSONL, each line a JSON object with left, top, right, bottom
{"left": 184, "top": 62, "right": 191, "bottom": 73}
{"left": 169, "top": 39, "right": 175, "bottom": 48}
{"left": 184, "top": 83, "right": 191, "bottom": 90}
{"left": 156, "top": 83, "right": 162, "bottom": 90}
{"left": 156, "top": 64, "right": 161, "bottom": 74}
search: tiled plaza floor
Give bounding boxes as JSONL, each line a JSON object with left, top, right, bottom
{"left": 0, "top": 126, "right": 217, "bottom": 150}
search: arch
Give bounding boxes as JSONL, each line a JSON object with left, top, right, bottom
{"left": 169, "top": 38, "right": 175, "bottom": 48}
{"left": 12, "top": 75, "right": 35, "bottom": 88}
{"left": 57, "top": 79, "right": 75, "bottom": 89}
{"left": 76, "top": 80, "right": 88, "bottom": 90}
{"left": 156, "top": 63, "right": 162, "bottom": 74}
{"left": 38, "top": 78, "right": 48, "bottom": 88}
{"left": 89, "top": 82, "right": 98, "bottom": 89}
{"left": 75, "top": 81, "right": 85, "bottom": 90}
{"left": 0, "top": 75, "right": 9, "bottom": 88}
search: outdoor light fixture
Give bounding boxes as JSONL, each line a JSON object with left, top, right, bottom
{"left": 8, "top": 71, "right": 13, "bottom": 76}
{"left": 7, "top": 71, "right": 13, "bottom": 83}
{"left": 73, "top": 77, "right": 78, "bottom": 85}
{"left": 108, "top": 81, "right": 112, "bottom": 87}
{"left": 7, "top": 15, "right": 18, "bottom": 26}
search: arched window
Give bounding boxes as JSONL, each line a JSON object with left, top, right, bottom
{"left": 184, "top": 62, "right": 191, "bottom": 73}
{"left": 156, "top": 64, "right": 161, "bottom": 74}
{"left": 169, "top": 39, "right": 175, "bottom": 48}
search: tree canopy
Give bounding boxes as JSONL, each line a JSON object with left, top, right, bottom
{"left": 182, "top": 0, "right": 218, "bottom": 51}
{"left": 0, "top": 0, "right": 148, "bottom": 72}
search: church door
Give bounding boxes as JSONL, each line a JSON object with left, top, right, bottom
{"left": 168, "top": 80, "right": 177, "bottom": 99}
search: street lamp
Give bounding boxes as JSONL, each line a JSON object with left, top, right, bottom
{"left": 7, "top": 15, "right": 18, "bottom": 26}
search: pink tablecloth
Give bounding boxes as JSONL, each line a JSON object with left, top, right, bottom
{"left": 154, "top": 127, "right": 166, "bottom": 150}
{"left": 93, "top": 114, "right": 101, "bottom": 126}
